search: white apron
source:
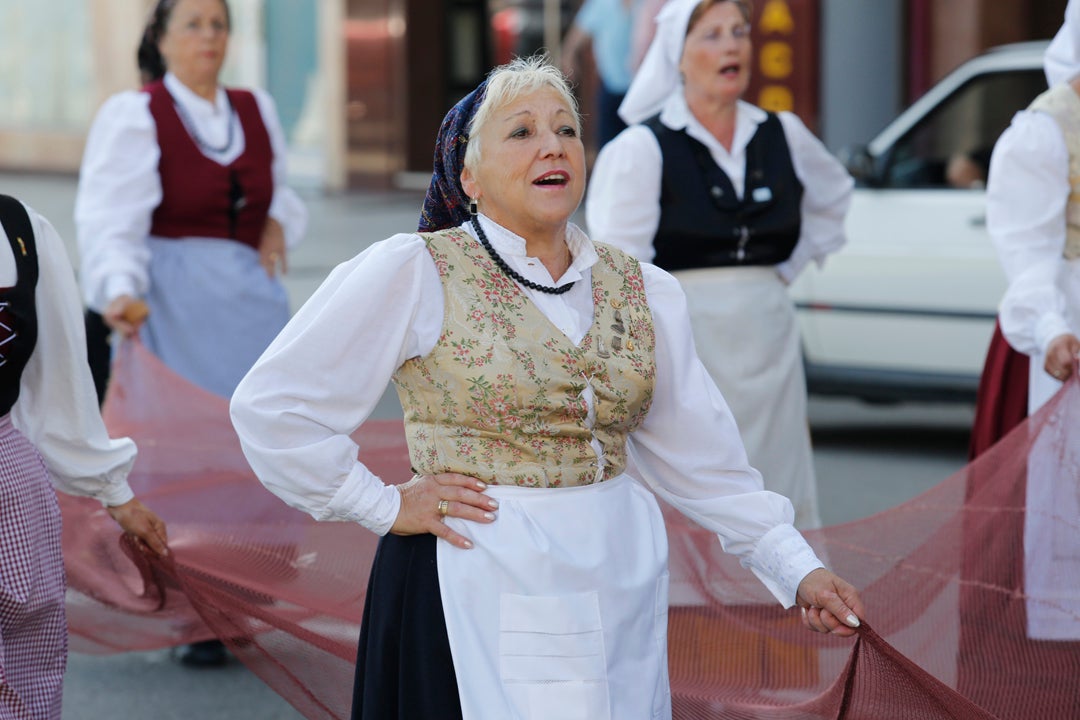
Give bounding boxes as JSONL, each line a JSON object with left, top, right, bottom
{"left": 438, "top": 475, "right": 671, "bottom": 720}
{"left": 140, "top": 237, "right": 289, "bottom": 398}
{"left": 672, "top": 266, "right": 821, "bottom": 529}
{"left": 1022, "top": 261, "right": 1080, "bottom": 639}
{"left": 1024, "top": 392, "right": 1080, "bottom": 640}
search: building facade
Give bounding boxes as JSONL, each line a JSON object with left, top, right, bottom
{"left": 0, "top": 0, "right": 1068, "bottom": 188}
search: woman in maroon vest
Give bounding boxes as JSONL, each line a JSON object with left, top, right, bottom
{"left": 74, "top": 0, "right": 307, "bottom": 665}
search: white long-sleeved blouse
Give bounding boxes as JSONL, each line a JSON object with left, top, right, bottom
{"left": 230, "top": 215, "right": 823, "bottom": 606}
{"left": 75, "top": 72, "right": 308, "bottom": 313}
{"left": 987, "top": 109, "right": 1077, "bottom": 358}
{"left": 585, "top": 91, "right": 852, "bottom": 283}
{"left": 1, "top": 204, "right": 136, "bottom": 506}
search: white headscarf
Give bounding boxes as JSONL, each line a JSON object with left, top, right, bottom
{"left": 618, "top": 0, "right": 701, "bottom": 125}
{"left": 1045, "top": 0, "right": 1080, "bottom": 86}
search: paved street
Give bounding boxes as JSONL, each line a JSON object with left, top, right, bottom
{"left": 4, "top": 171, "right": 975, "bottom": 718}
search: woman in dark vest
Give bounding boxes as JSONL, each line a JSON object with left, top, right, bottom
{"left": 74, "top": 0, "right": 307, "bottom": 665}
{"left": 586, "top": 0, "right": 852, "bottom": 529}
{"left": 0, "top": 196, "right": 167, "bottom": 719}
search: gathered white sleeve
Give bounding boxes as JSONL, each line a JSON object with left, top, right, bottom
{"left": 8, "top": 208, "right": 136, "bottom": 506}
{"left": 774, "top": 112, "right": 853, "bottom": 283}
{"left": 231, "top": 234, "right": 444, "bottom": 535}
{"left": 987, "top": 111, "right": 1073, "bottom": 356}
{"left": 252, "top": 88, "right": 308, "bottom": 249}
{"left": 74, "top": 91, "right": 161, "bottom": 312}
{"left": 585, "top": 125, "right": 663, "bottom": 261}
{"left": 628, "top": 264, "right": 823, "bottom": 607}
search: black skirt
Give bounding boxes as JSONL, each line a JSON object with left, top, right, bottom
{"left": 351, "top": 533, "right": 463, "bottom": 720}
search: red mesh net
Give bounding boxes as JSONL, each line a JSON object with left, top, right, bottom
{"left": 61, "top": 340, "right": 1080, "bottom": 719}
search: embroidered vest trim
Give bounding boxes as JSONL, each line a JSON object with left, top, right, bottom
{"left": 392, "top": 228, "right": 656, "bottom": 488}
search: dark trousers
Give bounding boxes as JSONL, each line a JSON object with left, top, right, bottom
{"left": 85, "top": 309, "right": 112, "bottom": 405}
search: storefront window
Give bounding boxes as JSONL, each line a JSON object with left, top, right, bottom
{"left": 0, "top": 2, "right": 95, "bottom": 130}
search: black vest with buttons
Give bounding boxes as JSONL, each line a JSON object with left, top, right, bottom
{"left": 644, "top": 112, "right": 803, "bottom": 271}
{"left": 0, "top": 195, "right": 39, "bottom": 417}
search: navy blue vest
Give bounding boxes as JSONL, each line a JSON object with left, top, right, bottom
{"left": 0, "top": 195, "right": 39, "bottom": 416}
{"left": 644, "top": 112, "right": 803, "bottom": 271}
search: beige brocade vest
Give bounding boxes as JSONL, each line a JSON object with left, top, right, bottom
{"left": 1031, "top": 84, "right": 1080, "bottom": 260}
{"left": 392, "top": 228, "right": 656, "bottom": 488}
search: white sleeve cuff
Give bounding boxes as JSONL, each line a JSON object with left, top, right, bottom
{"left": 743, "top": 524, "right": 824, "bottom": 608}
{"left": 326, "top": 475, "right": 402, "bottom": 536}
{"left": 1036, "top": 312, "right": 1073, "bottom": 355}
{"left": 96, "top": 480, "right": 136, "bottom": 507}
{"left": 774, "top": 260, "right": 797, "bottom": 284}
{"left": 103, "top": 274, "right": 140, "bottom": 307}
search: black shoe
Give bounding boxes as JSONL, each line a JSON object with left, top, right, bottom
{"left": 176, "top": 639, "right": 229, "bottom": 667}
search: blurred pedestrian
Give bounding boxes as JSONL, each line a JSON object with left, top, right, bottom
{"left": 0, "top": 195, "right": 167, "bottom": 719}
{"left": 631, "top": 0, "right": 668, "bottom": 70}
{"left": 981, "top": 0, "right": 1080, "bottom": 639}
{"left": 968, "top": 0, "right": 1080, "bottom": 459}
{"left": 74, "top": 0, "right": 307, "bottom": 666}
{"left": 586, "top": 0, "right": 852, "bottom": 529}
{"left": 989, "top": 0, "right": 1080, "bottom": 411}
{"left": 561, "top": 0, "right": 637, "bottom": 147}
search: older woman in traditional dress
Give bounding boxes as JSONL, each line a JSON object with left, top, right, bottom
{"left": 587, "top": 0, "right": 854, "bottom": 529}
{"left": 231, "top": 55, "right": 863, "bottom": 720}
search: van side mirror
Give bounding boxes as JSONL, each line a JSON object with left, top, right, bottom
{"left": 838, "top": 144, "right": 877, "bottom": 185}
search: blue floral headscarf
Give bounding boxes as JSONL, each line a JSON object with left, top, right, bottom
{"left": 418, "top": 80, "right": 489, "bottom": 232}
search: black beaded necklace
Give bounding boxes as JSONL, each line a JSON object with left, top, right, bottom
{"left": 470, "top": 215, "right": 575, "bottom": 295}
{"left": 172, "top": 91, "right": 236, "bottom": 155}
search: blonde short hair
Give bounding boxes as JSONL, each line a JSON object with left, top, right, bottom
{"left": 463, "top": 55, "right": 581, "bottom": 174}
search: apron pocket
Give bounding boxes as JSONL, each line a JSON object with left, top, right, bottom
{"left": 499, "top": 591, "right": 611, "bottom": 720}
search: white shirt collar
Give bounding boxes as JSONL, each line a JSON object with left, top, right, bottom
{"left": 659, "top": 90, "right": 767, "bottom": 160}
{"left": 163, "top": 72, "right": 229, "bottom": 116}
{"left": 462, "top": 214, "right": 599, "bottom": 282}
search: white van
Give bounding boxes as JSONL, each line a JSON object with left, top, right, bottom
{"left": 792, "top": 41, "right": 1050, "bottom": 403}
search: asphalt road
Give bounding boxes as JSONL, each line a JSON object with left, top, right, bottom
{"left": 3, "top": 172, "right": 975, "bottom": 719}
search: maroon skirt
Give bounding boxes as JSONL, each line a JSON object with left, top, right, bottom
{"left": 0, "top": 413, "right": 66, "bottom": 720}
{"left": 968, "top": 320, "right": 1028, "bottom": 460}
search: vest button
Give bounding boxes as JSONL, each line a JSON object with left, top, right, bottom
{"left": 710, "top": 186, "right": 723, "bottom": 199}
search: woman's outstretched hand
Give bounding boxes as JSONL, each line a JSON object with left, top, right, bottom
{"left": 103, "top": 295, "right": 149, "bottom": 337}
{"left": 796, "top": 567, "right": 865, "bottom": 637}
{"left": 1044, "top": 332, "right": 1080, "bottom": 382}
{"left": 390, "top": 472, "right": 499, "bottom": 549}
{"left": 106, "top": 498, "right": 169, "bottom": 557}
{"left": 258, "top": 218, "right": 287, "bottom": 277}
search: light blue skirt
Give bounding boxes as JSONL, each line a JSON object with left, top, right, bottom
{"left": 139, "top": 237, "right": 289, "bottom": 398}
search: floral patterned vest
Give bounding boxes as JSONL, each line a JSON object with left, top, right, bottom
{"left": 1031, "top": 84, "right": 1080, "bottom": 260}
{"left": 392, "top": 227, "right": 656, "bottom": 488}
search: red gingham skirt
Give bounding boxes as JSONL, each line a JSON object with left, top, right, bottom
{"left": 0, "top": 413, "right": 65, "bottom": 720}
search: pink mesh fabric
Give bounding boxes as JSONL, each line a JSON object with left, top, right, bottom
{"left": 62, "top": 340, "right": 1080, "bottom": 719}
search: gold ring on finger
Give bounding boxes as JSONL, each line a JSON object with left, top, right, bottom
{"left": 437, "top": 499, "right": 450, "bottom": 517}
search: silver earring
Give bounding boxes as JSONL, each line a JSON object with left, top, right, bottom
{"left": 469, "top": 198, "right": 478, "bottom": 215}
